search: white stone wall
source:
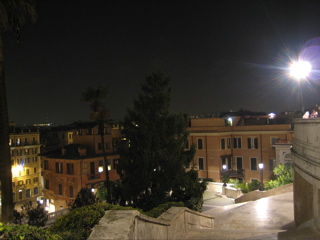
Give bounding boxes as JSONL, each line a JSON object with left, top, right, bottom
{"left": 293, "top": 118, "right": 320, "bottom": 230}
{"left": 88, "top": 207, "right": 214, "bottom": 240}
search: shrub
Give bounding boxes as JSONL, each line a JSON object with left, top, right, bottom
{"left": 48, "top": 202, "right": 137, "bottom": 240}
{"left": 144, "top": 202, "right": 184, "bottom": 218}
{"left": 70, "top": 188, "right": 98, "bottom": 209}
{"left": 264, "top": 164, "right": 293, "bottom": 190}
{"left": 14, "top": 201, "right": 48, "bottom": 227}
{"left": 0, "top": 223, "right": 61, "bottom": 240}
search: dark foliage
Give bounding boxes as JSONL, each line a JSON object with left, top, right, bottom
{"left": 115, "top": 71, "right": 206, "bottom": 211}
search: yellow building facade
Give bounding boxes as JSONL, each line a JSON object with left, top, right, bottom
{"left": 10, "top": 129, "right": 42, "bottom": 208}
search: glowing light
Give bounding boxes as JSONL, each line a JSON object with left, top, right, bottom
{"left": 289, "top": 60, "right": 312, "bottom": 80}
{"left": 259, "top": 163, "right": 264, "bottom": 169}
{"left": 268, "top": 113, "right": 276, "bottom": 119}
{"left": 222, "top": 164, "right": 227, "bottom": 170}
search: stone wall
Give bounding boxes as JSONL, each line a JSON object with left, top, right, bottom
{"left": 234, "top": 183, "right": 293, "bottom": 204}
{"left": 88, "top": 207, "right": 214, "bottom": 240}
{"left": 292, "top": 118, "right": 320, "bottom": 230}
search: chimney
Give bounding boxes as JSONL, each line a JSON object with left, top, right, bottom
{"left": 61, "top": 147, "right": 66, "bottom": 155}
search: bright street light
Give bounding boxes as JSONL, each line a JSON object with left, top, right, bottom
{"left": 259, "top": 162, "right": 264, "bottom": 191}
{"left": 288, "top": 60, "right": 312, "bottom": 114}
{"left": 289, "top": 60, "right": 312, "bottom": 80}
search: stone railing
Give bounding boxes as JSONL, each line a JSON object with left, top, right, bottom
{"left": 234, "top": 183, "right": 293, "bottom": 204}
{"left": 88, "top": 207, "right": 214, "bottom": 240}
{"left": 46, "top": 208, "right": 70, "bottom": 226}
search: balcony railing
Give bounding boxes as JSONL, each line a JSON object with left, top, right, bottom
{"left": 10, "top": 141, "right": 39, "bottom": 147}
{"left": 220, "top": 169, "right": 245, "bottom": 177}
{"left": 87, "top": 173, "right": 100, "bottom": 180}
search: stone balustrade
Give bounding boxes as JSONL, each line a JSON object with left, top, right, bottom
{"left": 88, "top": 207, "right": 214, "bottom": 240}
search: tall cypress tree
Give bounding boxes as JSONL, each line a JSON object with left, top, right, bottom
{"left": 116, "top": 71, "right": 206, "bottom": 211}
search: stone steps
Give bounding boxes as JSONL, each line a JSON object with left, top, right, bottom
{"left": 183, "top": 229, "right": 285, "bottom": 240}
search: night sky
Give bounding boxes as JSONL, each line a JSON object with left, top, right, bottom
{"left": 4, "top": 0, "right": 320, "bottom": 125}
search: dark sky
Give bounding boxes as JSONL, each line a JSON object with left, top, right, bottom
{"left": 4, "top": 0, "right": 320, "bottom": 125}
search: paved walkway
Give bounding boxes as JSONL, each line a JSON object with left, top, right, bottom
{"left": 185, "top": 189, "right": 297, "bottom": 239}
{"left": 204, "top": 192, "right": 294, "bottom": 231}
{"left": 202, "top": 190, "right": 235, "bottom": 212}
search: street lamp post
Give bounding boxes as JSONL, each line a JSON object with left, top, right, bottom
{"left": 289, "top": 60, "right": 312, "bottom": 114}
{"left": 222, "top": 164, "right": 227, "bottom": 187}
{"left": 259, "top": 162, "right": 264, "bottom": 191}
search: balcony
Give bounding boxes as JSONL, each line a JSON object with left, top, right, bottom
{"left": 220, "top": 169, "right": 245, "bottom": 178}
{"left": 87, "top": 173, "right": 100, "bottom": 180}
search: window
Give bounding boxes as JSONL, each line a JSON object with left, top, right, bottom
{"left": 45, "top": 179, "right": 49, "bottom": 190}
{"left": 98, "top": 160, "right": 104, "bottom": 173}
{"left": 58, "top": 184, "right": 62, "bottom": 195}
{"left": 197, "top": 139, "right": 203, "bottom": 149}
{"left": 34, "top": 167, "right": 37, "bottom": 173}
{"left": 12, "top": 182, "right": 15, "bottom": 188}
{"left": 26, "top": 179, "right": 31, "bottom": 185}
{"left": 106, "top": 142, "right": 111, "bottom": 150}
{"left": 269, "top": 158, "right": 275, "bottom": 171}
{"left": 113, "top": 159, "right": 119, "bottom": 169}
{"left": 33, "top": 177, "right": 38, "bottom": 184}
{"left": 56, "top": 162, "right": 63, "bottom": 173}
{"left": 18, "top": 180, "right": 23, "bottom": 186}
{"left": 233, "top": 137, "right": 242, "bottom": 149}
{"left": 33, "top": 156, "right": 38, "bottom": 162}
{"left": 98, "top": 143, "right": 102, "bottom": 150}
{"left": 26, "top": 189, "right": 31, "bottom": 198}
{"left": 221, "top": 138, "right": 226, "bottom": 149}
{"left": 67, "top": 163, "right": 74, "bottom": 175}
{"left": 34, "top": 187, "right": 38, "bottom": 195}
{"left": 69, "top": 186, "right": 74, "bottom": 198}
{"left": 44, "top": 160, "right": 49, "bottom": 170}
{"left": 26, "top": 158, "right": 30, "bottom": 164}
{"left": 198, "top": 158, "right": 204, "bottom": 170}
{"left": 26, "top": 169, "right": 29, "bottom": 175}
{"left": 222, "top": 157, "right": 232, "bottom": 169}
{"left": 250, "top": 157, "right": 258, "bottom": 170}
{"left": 18, "top": 190, "right": 22, "bottom": 200}
{"left": 90, "top": 162, "right": 95, "bottom": 175}
{"left": 236, "top": 157, "right": 243, "bottom": 170}
{"left": 248, "top": 137, "right": 258, "bottom": 149}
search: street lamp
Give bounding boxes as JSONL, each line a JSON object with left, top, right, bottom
{"left": 222, "top": 164, "right": 227, "bottom": 187}
{"left": 259, "top": 162, "right": 264, "bottom": 191}
{"left": 289, "top": 60, "right": 312, "bottom": 113}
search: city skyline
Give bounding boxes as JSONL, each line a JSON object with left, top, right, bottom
{"left": 4, "top": 0, "right": 320, "bottom": 125}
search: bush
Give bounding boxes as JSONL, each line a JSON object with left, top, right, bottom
{"left": 0, "top": 223, "right": 61, "bottom": 240}
{"left": 48, "top": 202, "right": 137, "bottom": 240}
{"left": 70, "top": 188, "right": 98, "bottom": 209}
{"left": 264, "top": 164, "right": 293, "bottom": 190}
{"left": 232, "top": 180, "right": 260, "bottom": 194}
{"left": 14, "top": 201, "right": 48, "bottom": 227}
{"left": 144, "top": 202, "right": 184, "bottom": 218}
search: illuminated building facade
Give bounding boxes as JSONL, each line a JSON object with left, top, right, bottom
{"left": 187, "top": 113, "right": 293, "bottom": 183}
{"left": 40, "top": 122, "right": 122, "bottom": 212}
{"left": 10, "top": 128, "right": 43, "bottom": 207}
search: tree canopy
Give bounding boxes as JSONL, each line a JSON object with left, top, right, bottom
{"left": 0, "top": 0, "right": 36, "bottom": 222}
{"left": 116, "top": 71, "right": 206, "bottom": 211}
